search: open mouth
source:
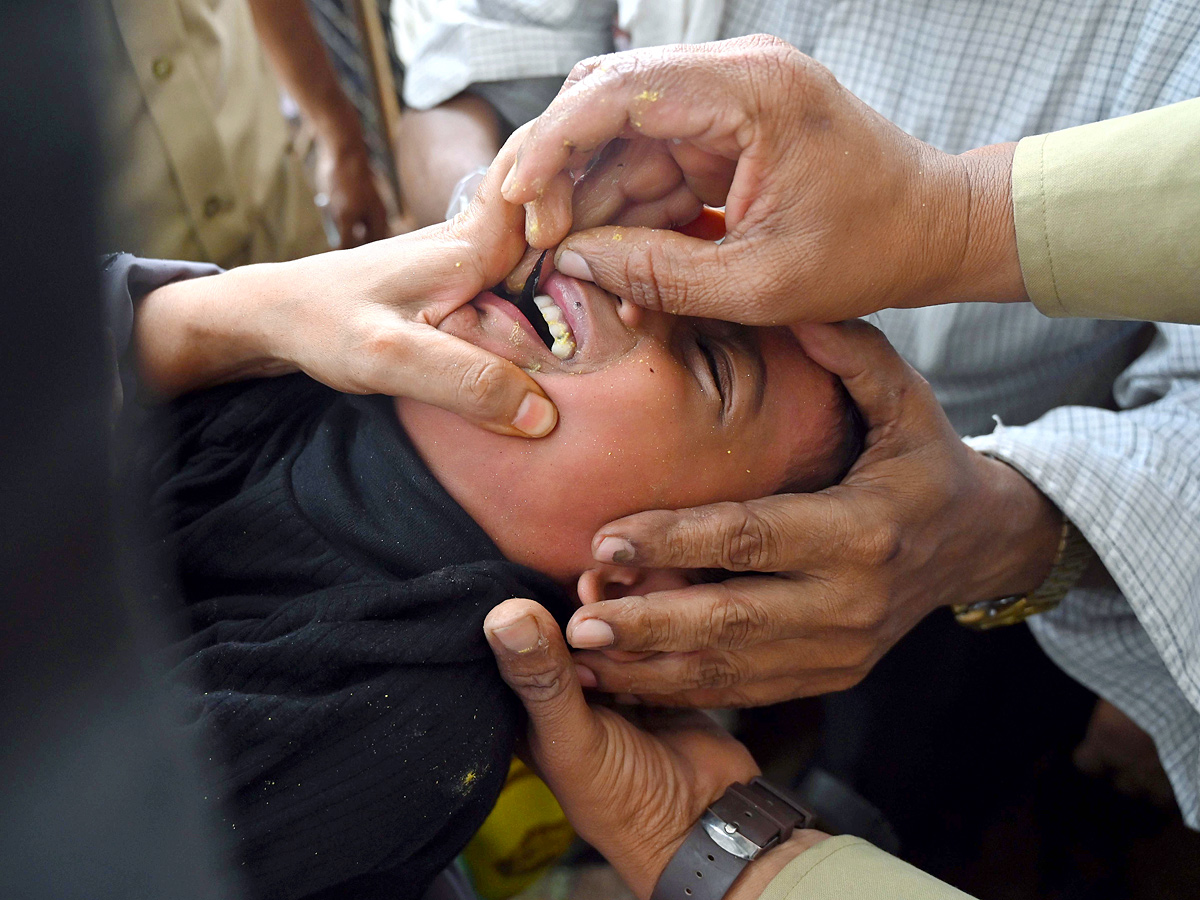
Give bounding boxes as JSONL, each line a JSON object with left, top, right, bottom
{"left": 497, "top": 252, "right": 577, "bottom": 360}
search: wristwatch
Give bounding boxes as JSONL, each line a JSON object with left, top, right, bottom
{"left": 953, "top": 516, "right": 1093, "bottom": 630}
{"left": 651, "top": 779, "right": 816, "bottom": 900}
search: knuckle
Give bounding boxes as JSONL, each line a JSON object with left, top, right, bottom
{"left": 862, "top": 520, "right": 904, "bottom": 566}
{"left": 694, "top": 654, "right": 741, "bottom": 691}
{"left": 634, "top": 608, "right": 674, "bottom": 651}
{"left": 456, "top": 357, "right": 511, "bottom": 412}
{"left": 715, "top": 504, "right": 780, "bottom": 571}
{"left": 836, "top": 586, "right": 890, "bottom": 633}
{"left": 507, "top": 666, "right": 568, "bottom": 703}
{"left": 618, "top": 240, "right": 669, "bottom": 312}
{"left": 345, "top": 319, "right": 406, "bottom": 393}
{"left": 705, "top": 588, "right": 765, "bottom": 650}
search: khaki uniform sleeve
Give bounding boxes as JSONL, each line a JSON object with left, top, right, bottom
{"left": 757, "top": 836, "right": 976, "bottom": 900}
{"left": 1012, "top": 97, "right": 1200, "bottom": 324}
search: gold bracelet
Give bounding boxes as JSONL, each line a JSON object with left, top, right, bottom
{"left": 952, "top": 517, "right": 1093, "bottom": 631}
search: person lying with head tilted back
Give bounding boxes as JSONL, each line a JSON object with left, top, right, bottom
{"left": 138, "top": 158, "right": 863, "bottom": 900}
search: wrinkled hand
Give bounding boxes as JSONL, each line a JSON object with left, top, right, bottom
{"left": 484, "top": 598, "right": 824, "bottom": 899}
{"left": 317, "top": 140, "right": 390, "bottom": 248}
{"left": 502, "top": 136, "right": 705, "bottom": 295}
{"left": 134, "top": 127, "right": 558, "bottom": 438}
{"left": 563, "top": 322, "right": 1063, "bottom": 706}
{"left": 502, "top": 35, "right": 1022, "bottom": 322}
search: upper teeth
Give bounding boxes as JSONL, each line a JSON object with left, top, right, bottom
{"left": 534, "top": 294, "right": 576, "bottom": 359}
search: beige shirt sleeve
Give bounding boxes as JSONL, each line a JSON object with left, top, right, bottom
{"left": 101, "top": 0, "right": 328, "bottom": 267}
{"left": 1011, "top": 97, "right": 1200, "bottom": 325}
{"left": 757, "top": 836, "right": 976, "bottom": 900}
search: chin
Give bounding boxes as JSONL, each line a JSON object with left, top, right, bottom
{"left": 506, "top": 546, "right": 593, "bottom": 593}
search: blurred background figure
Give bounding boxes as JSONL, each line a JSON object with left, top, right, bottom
{"left": 99, "top": 0, "right": 389, "bottom": 265}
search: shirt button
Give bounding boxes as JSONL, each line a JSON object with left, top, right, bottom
{"left": 151, "top": 56, "right": 174, "bottom": 81}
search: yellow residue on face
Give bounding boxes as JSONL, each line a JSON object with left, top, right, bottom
{"left": 455, "top": 261, "right": 462, "bottom": 267}
{"left": 510, "top": 322, "right": 523, "bottom": 344}
{"left": 612, "top": 231, "right": 623, "bottom": 242}
{"left": 635, "top": 89, "right": 661, "bottom": 102}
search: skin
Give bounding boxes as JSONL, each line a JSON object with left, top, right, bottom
{"left": 396, "top": 93, "right": 503, "bottom": 228}
{"left": 564, "top": 320, "right": 1062, "bottom": 705}
{"left": 484, "top": 597, "right": 829, "bottom": 900}
{"left": 467, "top": 37, "right": 1067, "bottom": 706}
{"left": 502, "top": 35, "right": 1025, "bottom": 319}
{"left": 247, "top": 0, "right": 388, "bottom": 248}
{"left": 133, "top": 126, "right": 560, "bottom": 438}
{"left": 395, "top": 266, "right": 848, "bottom": 582}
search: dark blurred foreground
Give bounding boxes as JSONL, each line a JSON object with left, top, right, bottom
{"left": 0, "top": 3, "right": 236, "bottom": 898}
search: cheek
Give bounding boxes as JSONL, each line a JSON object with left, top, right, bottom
{"left": 398, "top": 361, "right": 717, "bottom": 581}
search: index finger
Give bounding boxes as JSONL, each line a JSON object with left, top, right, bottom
{"left": 501, "top": 41, "right": 754, "bottom": 202}
{"left": 566, "top": 575, "right": 821, "bottom": 654}
{"left": 592, "top": 493, "right": 851, "bottom": 572}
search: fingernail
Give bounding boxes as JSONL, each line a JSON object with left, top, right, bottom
{"left": 490, "top": 615, "right": 542, "bottom": 653}
{"left": 569, "top": 618, "right": 614, "bottom": 649}
{"left": 575, "top": 662, "right": 598, "bottom": 688}
{"left": 512, "top": 393, "right": 557, "bottom": 437}
{"left": 501, "top": 163, "right": 519, "bottom": 198}
{"left": 557, "top": 250, "right": 593, "bottom": 282}
{"left": 595, "top": 536, "right": 635, "bottom": 564}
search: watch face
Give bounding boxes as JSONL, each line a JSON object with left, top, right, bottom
{"left": 700, "top": 810, "right": 762, "bottom": 860}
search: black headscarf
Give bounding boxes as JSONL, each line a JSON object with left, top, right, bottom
{"left": 142, "top": 374, "right": 572, "bottom": 900}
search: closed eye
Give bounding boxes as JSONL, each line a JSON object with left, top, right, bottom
{"left": 697, "top": 335, "right": 728, "bottom": 417}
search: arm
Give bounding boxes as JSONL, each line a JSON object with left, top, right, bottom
{"left": 502, "top": 39, "right": 1200, "bottom": 326}
{"left": 392, "top": 0, "right": 616, "bottom": 225}
{"left": 484, "top": 598, "right": 977, "bottom": 900}
{"left": 129, "top": 130, "right": 559, "bottom": 438}
{"left": 397, "top": 93, "right": 502, "bottom": 227}
{"left": 246, "top": 0, "right": 388, "bottom": 247}
{"left": 1012, "top": 97, "right": 1200, "bottom": 324}
{"left": 966, "top": 321, "right": 1200, "bottom": 826}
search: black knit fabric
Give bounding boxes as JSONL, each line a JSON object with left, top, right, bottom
{"left": 143, "top": 375, "right": 572, "bottom": 900}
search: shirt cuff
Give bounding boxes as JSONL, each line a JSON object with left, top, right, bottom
{"left": 100, "top": 253, "right": 222, "bottom": 409}
{"left": 1011, "top": 98, "right": 1200, "bottom": 325}
{"left": 758, "top": 836, "right": 975, "bottom": 900}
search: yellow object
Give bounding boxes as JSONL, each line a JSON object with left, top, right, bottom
{"left": 461, "top": 759, "right": 575, "bottom": 900}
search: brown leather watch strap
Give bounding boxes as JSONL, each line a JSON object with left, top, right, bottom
{"left": 652, "top": 779, "right": 815, "bottom": 900}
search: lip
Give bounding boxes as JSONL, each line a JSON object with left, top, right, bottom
{"left": 541, "top": 272, "right": 590, "bottom": 355}
{"left": 455, "top": 272, "right": 640, "bottom": 374}
{"left": 471, "top": 290, "right": 561, "bottom": 367}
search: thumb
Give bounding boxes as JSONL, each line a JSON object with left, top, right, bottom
{"left": 555, "top": 226, "right": 760, "bottom": 321}
{"left": 390, "top": 328, "right": 558, "bottom": 438}
{"left": 484, "top": 599, "right": 607, "bottom": 769}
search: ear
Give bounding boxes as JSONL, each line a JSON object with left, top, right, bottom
{"left": 575, "top": 565, "right": 693, "bottom": 606}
